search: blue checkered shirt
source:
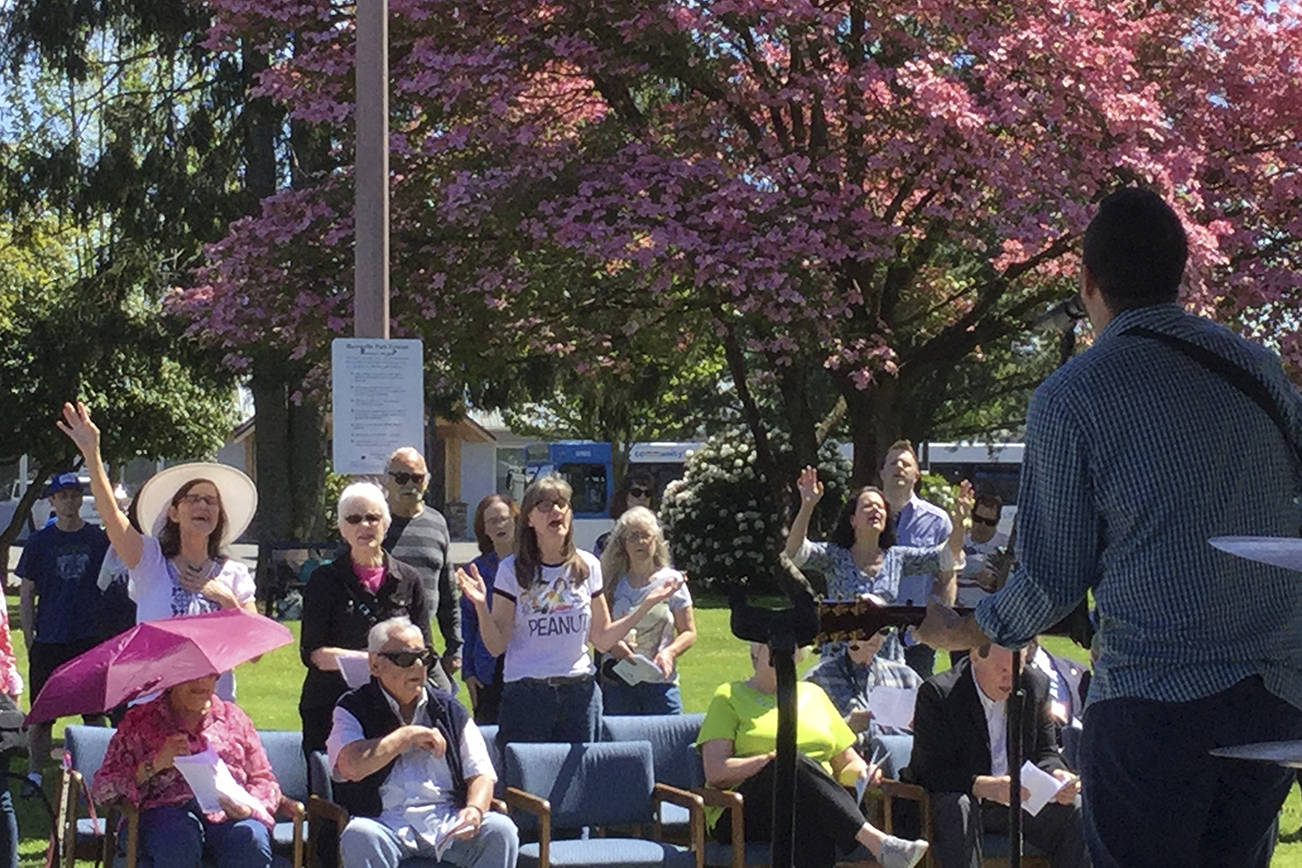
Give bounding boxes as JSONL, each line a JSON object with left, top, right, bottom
{"left": 805, "top": 651, "right": 922, "bottom": 750}
{"left": 976, "top": 304, "right": 1302, "bottom": 708}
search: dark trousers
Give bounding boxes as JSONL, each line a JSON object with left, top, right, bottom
{"left": 712, "top": 754, "right": 865, "bottom": 868}
{"left": 1080, "top": 676, "right": 1302, "bottom": 868}
{"left": 930, "top": 793, "right": 1089, "bottom": 868}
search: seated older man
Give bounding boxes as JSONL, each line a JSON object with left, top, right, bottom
{"left": 327, "top": 616, "right": 518, "bottom": 868}
{"left": 909, "top": 643, "right": 1088, "bottom": 868}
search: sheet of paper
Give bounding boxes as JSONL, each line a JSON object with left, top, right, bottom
{"left": 338, "top": 654, "right": 372, "bottom": 689}
{"left": 172, "top": 749, "right": 260, "bottom": 814}
{"left": 433, "top": 813, "right": 467, "bottom": 859}
{"left": 612, "top": 654, "right": 662, "bottom": 686}
{"left": 854, "top": 774, "right": 868, "bottom": 806}
{"left": 1019, "top": 761, "right": 1068, "bottom": 817}
{"left": 1209, "top": 536, "right": 1302, "bottom": 573}
{"left": 867, "top": 685, "right": 917, "bottom": 730}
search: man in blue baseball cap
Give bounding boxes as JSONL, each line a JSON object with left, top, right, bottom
{"left": 16, "top": 472, "right": 109, "bottom": 795}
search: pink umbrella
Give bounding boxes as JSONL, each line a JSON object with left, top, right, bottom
{"left": 26, "top": 609, "right": 293, "bottom": 724}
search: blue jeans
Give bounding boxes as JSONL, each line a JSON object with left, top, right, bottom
{"left": 0, "top": 761, "right": 14, "bottom": 868}
{"left": 601, "top": 679, "right": 683, "bottom": 716}
{"left": 498, "top": 677, "right": 601, "bottom": 745}
{"left": 136, "top": 801, "right": 272, "bottom": 867}
{"left": 340, "top": 812, "right": 519, "bottom": 868}
{"left": 1080, "top": 676, "right": 1302, "bottom": 868}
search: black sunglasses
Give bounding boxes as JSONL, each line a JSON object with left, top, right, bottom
{"left": 389, "top": 471, "right": 426, "bottom": 485}
{"left": 971, "top": 515, "right": 999, "bottom": 527}
{"left": 344, "top": 513, "right": 384, "bottom": 525}
{"left": 627, "top": 486, "right": 650, "bottom": 498}
{"left": 377, "top": 648, "right": 435, "bottom": 668}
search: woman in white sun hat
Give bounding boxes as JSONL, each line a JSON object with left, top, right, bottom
{"left": 57, "top": 402, "right": 259, "bottom": 699}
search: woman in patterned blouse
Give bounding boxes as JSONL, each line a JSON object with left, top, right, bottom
{"left": 91, "top": 675, "right": 283, "bottom": 867}
{"left": 784, "top": 467, "right": 971, "bottom": 664}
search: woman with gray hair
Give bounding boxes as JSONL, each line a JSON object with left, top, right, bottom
{"left": 599, "top": 506, "right": 696, "bottom": 715}
{"left": 297, "top": 482, "right": 433, "bottom": 756}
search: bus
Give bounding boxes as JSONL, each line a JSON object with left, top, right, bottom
{"left": 521, "top": 441, "right": 702, "bottom": 550}
{"left": 920, "top": 441, "right": 1024, "bottom": 534}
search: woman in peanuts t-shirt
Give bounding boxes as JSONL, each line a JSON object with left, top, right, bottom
{"left": 458, "top": 474, "right": 682, "bottom": 746}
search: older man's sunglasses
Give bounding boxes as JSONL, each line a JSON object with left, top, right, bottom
{"left": 377, "top": 648, "right": 435, "bottom": 668}
{"left": 389, "top": 471, "right": 426, "bottom": 485}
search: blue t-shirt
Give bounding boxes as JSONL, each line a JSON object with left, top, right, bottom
{"left": 16, "top": 523, "right": 111, "bottom": 643}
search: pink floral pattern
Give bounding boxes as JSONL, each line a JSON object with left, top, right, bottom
{"left": 91, "top": 693, "right": 281, "bottom": 828}
{"left": 0, "top": 591, "right": 21, "bottom": 696}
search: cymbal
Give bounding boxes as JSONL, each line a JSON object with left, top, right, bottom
{"left": 1208, "top": 536, "right": 1302, "bottom": 573}
{"left": 1209, "top": 740, "right": 1302, "bottom": 768}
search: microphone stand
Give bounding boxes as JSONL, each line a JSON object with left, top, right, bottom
{"left": 729, "top": 585, "right": 819, "bottom": 868}
{"left": 1008, "top": 648, "right": 1025, "bottom": 868}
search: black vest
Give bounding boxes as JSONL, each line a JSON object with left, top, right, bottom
{"left": 334, "top": 678, "right": 471, "bottom": 818}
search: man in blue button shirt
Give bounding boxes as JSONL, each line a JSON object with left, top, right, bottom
{"left": 882, "top": 440, "right": 953, "bottom": 678}
{"left": 915, "top": 187, "right": 1302, "bottom": 867}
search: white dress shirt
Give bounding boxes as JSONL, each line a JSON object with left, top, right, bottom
{"left": 974, "top": 675, "right": 1008, "bottom": 777}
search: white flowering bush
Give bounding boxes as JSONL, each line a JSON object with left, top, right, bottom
{"left": 660, "top": 427, "right": 851, "bottom": 593}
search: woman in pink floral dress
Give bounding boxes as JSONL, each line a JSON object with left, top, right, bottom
{"left": 91, "top": 675, "right": 281, "bottom": 866}
{"left": 0, "top": 592, "right": 22, "bottom": 868}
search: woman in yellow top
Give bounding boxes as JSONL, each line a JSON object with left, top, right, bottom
{"left": 697, "top": 642, "right": 928, "bottom": 868}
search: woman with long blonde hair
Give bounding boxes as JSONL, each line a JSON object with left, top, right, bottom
{"left": 599, "top": 506, "right": 696, "bottom": 714}
{"left": 458, "top": 475, "right": 681, "bottom": 744}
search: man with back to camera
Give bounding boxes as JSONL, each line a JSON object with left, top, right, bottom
{"left": 17, "top": 472, "right": 110, "bottom": 792}
{"left": 881, "top": 440, "right": 953, "bottom": 678}
{"left": 381, "top": 447, "right": 459, "bottom": 693}
{"left": 915, "top": 187, "right": 1302, "bottom": 867}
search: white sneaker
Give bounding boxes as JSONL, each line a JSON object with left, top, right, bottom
{"left": 879, "top": 834, "right": 928, "bottom": 868}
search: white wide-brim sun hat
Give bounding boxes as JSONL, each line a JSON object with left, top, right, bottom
{"left": 136, "top": 462, "right": 258, "bottom": 547}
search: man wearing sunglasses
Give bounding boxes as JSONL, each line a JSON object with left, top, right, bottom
{"left": 382, "top": 447, "right": 462, "bottom": 685}
{"left": 329, "top": 616, "right": 518, "bottom": 868}
{"left": 954, "top": 494, "right": 1009, "bottom": 608}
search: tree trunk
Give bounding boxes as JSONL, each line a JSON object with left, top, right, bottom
{"left": 843, "top": 377, "right": 905, "bottom": 487}
{"left": 287, "top": 393, "right": 327, "bottom": 538}
{"left": 776, "top": 365, "right": 820, "bottom": 474}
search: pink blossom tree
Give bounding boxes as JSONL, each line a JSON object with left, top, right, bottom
{"left": 176, "top": 0, "right": 1302, "bottom": 487}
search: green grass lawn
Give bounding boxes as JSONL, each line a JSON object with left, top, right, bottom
{"left": 9, "top": 594, "right": 1302, "bottom": 865}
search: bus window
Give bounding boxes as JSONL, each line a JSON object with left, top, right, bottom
{"left": 928, "top": 463, "right": 1021, "bottom": 506}
{"left": 557, "top": 462, "right": 609, "bottom": 516}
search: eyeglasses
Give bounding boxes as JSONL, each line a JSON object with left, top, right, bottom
{"left": 389, "top": 471, "right": 426, "bottom": 485}
{"left": 344, "top": 513, "right": 384, "bottom": 525}
{"left": 180, "top": 494, "right": 219, "bottom": 508}
{"left": 971, "top": 514, "right": 999, "bottom": 527}
{"left": 627, "top": 486, "right": 649, "bottom": 498}
{"left": 533, "top": 498, "right": 570, "bottom": 512}
{"left": 377, "top": 648, "right": 435, "bottom": 668}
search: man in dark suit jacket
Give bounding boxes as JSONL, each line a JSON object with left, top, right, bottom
{"left": 909, "top": 643, "right": 1089, "bottom": 868}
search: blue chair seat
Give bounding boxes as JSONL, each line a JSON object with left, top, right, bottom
{"left": 272, "top": 820, "right": 297, "bottom": 850}
{"left": 76, "top": 816, "right": 107, "bottom": 846}
{"left": 659, "top": 801, "right": 691, "bottom": 831}
{"left": 520, "top": 838, "right": 697, "bottom": 867}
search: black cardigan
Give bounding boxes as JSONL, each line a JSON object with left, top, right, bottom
{"left": 297, "top": 550, "right": 432, "bottom": 752}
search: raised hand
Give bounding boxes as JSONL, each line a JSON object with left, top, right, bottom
{"left": 951, "top": 479, "right": 975, "bottom": 524}
{"left": 795, "top": 466, "right": 824, "bottom": 507}
{"left": 645, "top": 576, "right": 683, "bottom": 607}
{"left": 55, "top": 401, "right": 100, "bottom": 456}
{"left": 457, "top": 564, "right": 487, "bottom": 607}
